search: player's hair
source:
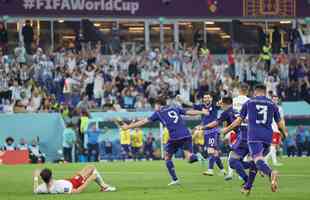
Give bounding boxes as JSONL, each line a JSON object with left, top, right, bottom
{"left": 40, "top": 168, "right": 52, "bottom": 184}
{"left": 254, "top": 84, "right": 267, "bottom": 92}
{"left": 5, "top": 137, "right": 14, "bottom": 143}
{"left": 155, "top": 96, "right": 167, "bottom": 106}
{"left": 221, "top": 97, "right": 233, "bottom": 105}
{"left": 203, "top": 92, "right": 213, "bottom": 97}
{"left": 239, "top": 84, "right": 249, "bottom": 94}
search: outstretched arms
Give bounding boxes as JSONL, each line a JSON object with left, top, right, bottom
{"left": 185, "top": 109, "right": 210, "bottom": 116}
{"left": 121, "top": 118, "right": 150, "bottom": 130}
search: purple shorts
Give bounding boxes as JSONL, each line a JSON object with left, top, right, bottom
{"left": 248, "top": 142, "right": 270, "bottom": 159}
{"left": 204, "top": 128, "right": 220, "bottom": 149}
{"left": 165, "top": 137, "right": 193, "bottom": 155}
{"left": 232, "top": 139, "right": 249, "bottom": 158}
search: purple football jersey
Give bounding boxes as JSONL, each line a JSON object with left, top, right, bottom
{"left": 217, "top": 107, "right": 239, "bottom": 126}
{"left": 194, "top": 104, "right": 218, "bottom": 127}
{"left": 148, "top": 106, "right": 191, "bottom": 141}
{"left": 240, "top": 96, "right": 281, "bottom": 143}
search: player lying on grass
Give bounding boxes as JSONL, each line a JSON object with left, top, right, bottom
{"left": 121, "top": 97, "right": 208, "bottom": 186}
{"left": 221, "top": 85, "right": 288, "bottom": 195}
{"left": 33, "top": 165, "right": 116, "bottom": 194}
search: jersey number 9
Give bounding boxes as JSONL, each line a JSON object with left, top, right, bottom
{"left": 168, "top": 111, "right": 179, "bottom": 123}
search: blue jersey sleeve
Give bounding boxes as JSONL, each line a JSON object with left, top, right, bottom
{"left": 217, "top": 111, "right": 227, "bottom": 124}
{"left": 273, "top": 105, "right": 281, "bottom": 123}
{"left": 176, "top": 107, "right": 186, "bottom": 115}
{"left": 193, "top": 104, "right": 202, "bottom": 111}
{"left": 240, "top": 102, "right": 248, "bottom": 120}
{"left": 148, "top": 112, "right": 159, "bottom": 122}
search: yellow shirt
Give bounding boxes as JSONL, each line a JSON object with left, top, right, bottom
{"left": 193, "top": 129, "right": 204, "bottom": 145}
{"left": 80, "top": 116, "right": 89, "bottom": 134}
{"left": 120, "top": 129, "right": 131, "bottom": 145}
{"left": 131, "top": 129, "right": 143, "bottom": 148}
{"left": 162, "top": 128, "right": 170, "bottom": 144}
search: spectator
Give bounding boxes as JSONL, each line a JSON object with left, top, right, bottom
{"left": 76, "top": 94, "right": 91, "bottom": 111}
{"left": 305, "top": 128, "right": 310, "bottom": 157}
{"left": 131, "top": 127, "right": 143, "bottom": 161}
{"left": 272, "top": 27, "right": 281, "bottom": 54}
{"left": 14, "top": 42, "right": 27, "bottom": 66}
{"left": 84, "top": 64, "right": 96, "bottom": 100}
{"left": 17, "top": 138, "right": 28, "bottom": 150}
{"left": 260, "top": 44, "right": 272, "bottom": 72}
{"left": 93, "top": 70, "right": 104, "bottom": 107}
{"left": 295, "top": 125, "right": 307, "bottom": 157}
{"left": 62, "top": 123, "right": 77, "bottom": 162}
{"left": 86, "top": 123, "right": 101, "bottom": 162}
{"left": 2, "top": 137, "right": 16, "bottom": 151}
{"left": 104, "top": 140, "right": 113, "bottom": 162}
{"left": 179, "top": 83, "right": 191, "bottom": 104}
{"left": 28, "top": 138, "right": 45, "bottom": 163}
{"left": 128, "top": 59, "right": 138, "bottom": 77}
{"left": 144, "top": 132, "right": 155, "bottom": 161}
{"left": 79, "top": 109, "right": 90, "bottom": 147}
{"left": 122, "top": 87, "right": 135, "bottom": 109}
{"left": 115, "top": 119, "right": 131, "bottom": 160}
{"left": 22, "top": 20, "right": 34, "bottom": 54}
{"left": 13, "top": 100, "right": 27, "bottom": 113}
{"left": 135, "top": 96, "right": 151, "bottom": 111}
{"left": 0, "top": 64, "right": 10, "bottom": 103}
{"left": 29, "top": 89, "right": 42, "bottom": 112}
{"left": 0, "top": 22, "right": 8, "bottom": 53}
{"left": 286, "top": 134, "right": 296, "bottom": 157}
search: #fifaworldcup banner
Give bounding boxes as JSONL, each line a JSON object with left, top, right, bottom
{"left": 23, "top": 0, "right": 141, "bottom": 15}
{"left": 0, "top": 0, "right": 243, "bottom": 18}
{"left": 0, "top": 0, "right": 308, "bottom": 18}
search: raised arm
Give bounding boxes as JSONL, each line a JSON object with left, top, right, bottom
{"left": 186, "top": 109, "right": 209, "bottom": 116}
{"left": 203, "top": 121, "right": 219, "bottom": 129}
{"left": 113, "top": 118, "right": 127, "bottom": 127}
{"left": 121, "top": 118, "right": 150, "bottom": 130}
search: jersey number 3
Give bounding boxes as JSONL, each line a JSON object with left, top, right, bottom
{"left": 256, "top": 105, "right": 267, "bottom": 125}
{"left": 168, "top": 111, "right": 179, "bottom": 123}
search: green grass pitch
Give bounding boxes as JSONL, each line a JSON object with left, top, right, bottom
{"left": 0, "top": 157, "right": 309, "bottom": 200}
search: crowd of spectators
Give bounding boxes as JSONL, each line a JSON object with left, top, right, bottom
{"left": 0, "top": 39, "right": 310, "bottom": 115}
{"left": 285, "top": 125, "right": 310, "bottom": 157}
{"left": 0, "top": 20, "right": 310, "bottom": 114}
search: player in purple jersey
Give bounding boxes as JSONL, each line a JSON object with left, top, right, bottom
{"left": 225, "top": 84, "right": 250, "bottom": 181}
{"left": 200, "top": 97, "right": 253, "bottom": 184}
{"left": 193, "top": 93, "right": 225, "bottom": 176}
{"left": 221, "top": 85, "right": 287, "bottom": 195}
{"left": 121, "top": 97, "right": 209, "bottom": 186}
